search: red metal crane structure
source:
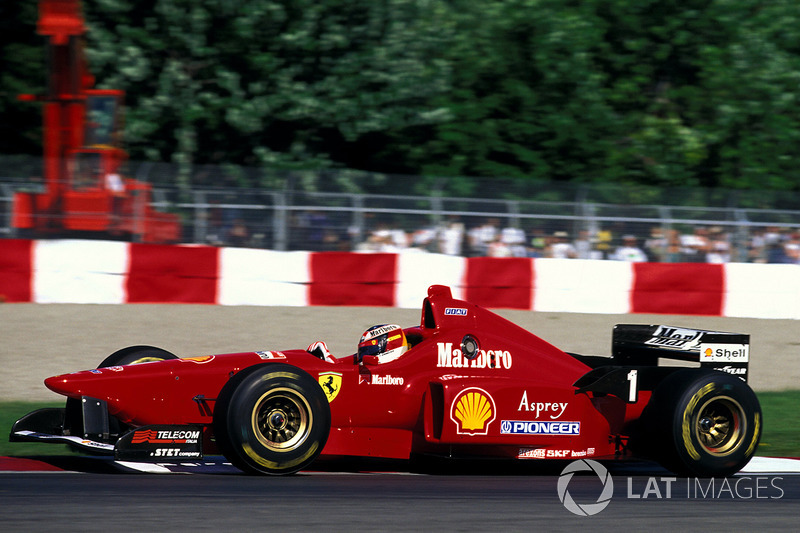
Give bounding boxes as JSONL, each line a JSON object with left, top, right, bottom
{"left": 13, "top": 0, "right": 181, "bottom": 243}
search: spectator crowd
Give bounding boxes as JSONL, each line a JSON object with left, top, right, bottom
{"left": 350, "top": 218, "right": 800, "bottom": 264}
{"left": 198, "top": 203, "right": 799, "bottom": 265}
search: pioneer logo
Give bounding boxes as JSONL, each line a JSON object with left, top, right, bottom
{"left": 501, "top": 420, "right": 580, "bottom": 435}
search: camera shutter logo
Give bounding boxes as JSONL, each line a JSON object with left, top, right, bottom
{"left": 557, "top": 459, "right": 614, "bottom": 516}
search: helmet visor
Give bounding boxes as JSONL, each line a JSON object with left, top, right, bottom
{"left": 358, "top": 335, "right": 387, "bottom": 357}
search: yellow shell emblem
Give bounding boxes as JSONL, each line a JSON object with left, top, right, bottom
{"left": 178, "top": 355, "right": 215, "bottom": 364}
{"left": 451, "top": 387, "right": 496, "bottom": 435}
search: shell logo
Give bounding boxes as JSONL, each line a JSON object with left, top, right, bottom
{"left": 703, "top": 348, "right": 713, "bottom": 358}
{"left": 450, "top": 387, "right": 496, "bottom": 435}
{"left": 178, "top": 355, "right": 215, "bottom": 364}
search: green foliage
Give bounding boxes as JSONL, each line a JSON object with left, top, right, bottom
{"left": 82, "top": 0, "right": 453, "bottom": 180}
{"left": 0, "top": 1, "right": 43, "bottom": 154}
{"left": 3, "top": 0, "right": 800, "bottom": 191}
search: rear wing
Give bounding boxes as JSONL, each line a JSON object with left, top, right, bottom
{"left": 612, "top": 324, "right": 750, "bottom": 382}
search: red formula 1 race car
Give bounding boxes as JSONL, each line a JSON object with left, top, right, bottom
{"left": 11, "top": 285, "right": 761, "bottom": 476}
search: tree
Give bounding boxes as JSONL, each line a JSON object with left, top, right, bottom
{"left": 0, "top": 1, "right": 43, "bottom": 156}
{"left": 82, "top": 0, "right": 453, "bottom": 187}
{"left": 696, "top": 1, "right": 800, "bottom": 191}
{"left": 4, "top": 0, "right": 800, "bottom": 193}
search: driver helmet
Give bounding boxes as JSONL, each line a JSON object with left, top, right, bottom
{"left": 357, "top": 324, "right": 408, "bottom": 363}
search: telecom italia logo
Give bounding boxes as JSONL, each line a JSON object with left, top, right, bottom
{"left": 556, "top": 460, "right": 785, "bottom": 516}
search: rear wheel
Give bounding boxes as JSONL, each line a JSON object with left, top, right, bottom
{"left": 98, "top": 345, "right": 179, "bottom": 368}
{"left": 213, "top": 363, "right": 330, "bottom": 475}
{"left": 646, "top": 369, "right": 761, "bottom": 477}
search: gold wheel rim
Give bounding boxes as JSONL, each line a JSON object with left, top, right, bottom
{"left": 251, "top": 388, "right": 311, "bottom": 452}
{"left": 695, "top": 396, "right": 745, "bottom": 456}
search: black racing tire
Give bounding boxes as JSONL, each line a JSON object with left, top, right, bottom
{"left": 212, "top": 363, "right": 331, "bottom": 475}
{"left": 646, "top": 369, "right": 762, "bottom": 477}
{"left": 98, "top": 345, "right": 179, "bottom": 368}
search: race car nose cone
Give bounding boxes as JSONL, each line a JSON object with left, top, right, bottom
{"left": 44, "top": 374, "right": 75, "bottom": 396}
{"left": 44, "top": 371, "right": 98, "bottom": 397}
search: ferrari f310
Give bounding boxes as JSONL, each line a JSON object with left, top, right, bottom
{"left": 11, "top": 285, "right": 761, "bottom": 476}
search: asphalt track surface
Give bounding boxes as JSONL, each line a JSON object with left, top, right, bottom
{"left": 1, "top": 462, "right": 799, "bottom": 532}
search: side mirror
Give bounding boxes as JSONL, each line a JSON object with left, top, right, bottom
{"left": 362, "top": 355, "right": 381, "bottom": 366}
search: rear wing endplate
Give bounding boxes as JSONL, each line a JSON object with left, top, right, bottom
{"left": 612, "top": 324, "right": 750, "bottom": 382}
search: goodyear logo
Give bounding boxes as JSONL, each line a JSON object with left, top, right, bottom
{"left": 318, "top": 372, "right": 342, "bottom": 403}
{"left": 450, "top": 388, "right": 496, "bottom": 435}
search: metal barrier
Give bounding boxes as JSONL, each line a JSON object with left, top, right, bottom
{"left": 2, "top": 158, "right": 800, "bottom": 263}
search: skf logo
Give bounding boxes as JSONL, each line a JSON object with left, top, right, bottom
{"left": 450, "top": 387, "right": 496, "bottom": 435}
{"left": 319, "top": 372, "right": 342, "bottom": 403}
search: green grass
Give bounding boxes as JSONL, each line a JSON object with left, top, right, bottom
{"left": 753, "top": 390, "right": 800, "bottom": 458}
{"left": 0, "top": 401, "right": 78, "bottom": 456}
{"left": 1, "top": 391, "right": 798, "bottom": 458}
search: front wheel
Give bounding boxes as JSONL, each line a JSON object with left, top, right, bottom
{"left": 213, "top": 363, "right": 331, "bottom": 475}
{"left": 646, "top": 369, "right": 762, "bottom": 477}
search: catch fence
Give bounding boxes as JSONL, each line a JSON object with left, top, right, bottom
{"left": 1, "top": 159, "right": 799, "bottom": 263}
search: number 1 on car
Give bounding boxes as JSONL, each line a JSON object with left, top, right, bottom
{"left": 627, "top": 369, "right": 638, "bottom": 403}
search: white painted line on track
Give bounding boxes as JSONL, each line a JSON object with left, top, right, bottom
{"left": 115, "top": 461, "right": 179, "bottom": 473}
{"left": 740, "top": 456, "right": 800, "bottom": 474}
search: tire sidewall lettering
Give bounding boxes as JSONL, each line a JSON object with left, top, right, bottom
{"left": 681, "top": 383, "right": 716, "bottom": 461}
{"left": 648, "top": 369, "right": 762, "bottom": 477}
